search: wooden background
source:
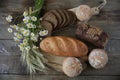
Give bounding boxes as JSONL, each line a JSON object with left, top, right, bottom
{"left": 0, "top": 0, "right": 120, "bottom": 80}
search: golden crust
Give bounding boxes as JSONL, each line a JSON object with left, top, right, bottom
{"left": 40, "top": 36, "right": 88, "bottom": 57}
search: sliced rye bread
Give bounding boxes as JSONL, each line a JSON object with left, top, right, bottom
{"left": 66, "top": 11, "right": 73, "bottom": 26}
{"left": 43, "top": 11, "right": 58, "bottom": 29}
{"left": 70, "top": 11, "right": 77, "bottom": 25}
{"left": 63, "top": 10, "right": 71, "bottom": 27}
{"left": 56, "top": 9, "right": 66, "bottom": 28}
{"left": 50, "top": 10, "right": 63, "bottom": 29}
{"left": 41, "top": 20, "right": 53, "bottom": 36}
{"left": 60, "top": 10, "right": 68, "bottom": 28}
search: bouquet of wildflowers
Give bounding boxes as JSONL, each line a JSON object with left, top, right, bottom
{"left": 6, "top": 0, "right": 48, "bottom": 73}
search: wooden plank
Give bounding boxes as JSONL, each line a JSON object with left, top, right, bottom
{"left": 0, "top": 75, "right": 120, "bottom": 80}
{"left": 0, "top": 0, "right": 34, "bottom": 25}
{"left": 0, "top": 54, "right": 120, "bottom": 75}
{"left": 105, "top": 39, "right": 120, "bottom": 54}
{"left": 0, "top": 39, "right": 120, "bottom": 55}
{"left": 0, "top": 0, "right": 120, "bottom": 77}
{"left": 88, "top": 21, "right": 120, "bottom": 39}
{"left": 0, "top": 0, "right": 119, "bottom": 39}
{"left": 1, "top": 21, "right": 120, "bottom": 39}
{"left": 0, "top": 24, "right": 14, "bottom": 40}
{"left": 0, "top": 39, "right": 119, "bottom": 75}
{"left": 0, "top": 75, "right": 27, "bottom": 80}
{"left": 0, "top": 40, "right": 20, "bottom": 55}
{"left": 0, "top": 55, "right": 27, "bottom": 74}
{"left": 0, "top": 55, "right": 60, "bottom": 74}
{"left": 53, "top": 21, "right": 120, "bottom": 39}
{"left": 45, "top": 0, "right": 120, "bottom": 11}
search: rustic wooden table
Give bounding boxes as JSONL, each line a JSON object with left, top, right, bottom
{"left": 0, "top": 0, "right": 120, "bottom": 80}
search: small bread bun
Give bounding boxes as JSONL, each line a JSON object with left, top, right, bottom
{"left": 89, "top": 49, "right": 108, "bottom": 69}
{"left": 76, "top": 5, "right": 92, "bottom": 21}
{"left": 62, "top": 57, "right": 83, "bottom": 77}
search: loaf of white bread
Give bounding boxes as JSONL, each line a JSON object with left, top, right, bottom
{"left": 40, "top": 36, "right": 88, "bottom": 57}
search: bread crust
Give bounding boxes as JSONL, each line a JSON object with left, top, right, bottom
{"left": 40, "top": 36, "right": 88, "bottom": 57}
{"left": 43, "top": 11, "right": 58, "bottom": 28}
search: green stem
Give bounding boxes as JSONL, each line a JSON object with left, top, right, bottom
{"left": 32, "top": 0, "right": 44, "bottom": 17}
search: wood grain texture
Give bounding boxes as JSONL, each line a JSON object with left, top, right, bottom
{"left": 1, "top": 21, "right": 120, "bottom": 39}
{"left": 0, "top": 55, "right": 27, "bottom": 74}
{"left": 0, "top": 75, "right": 120, "bottom": 80}
{"left": 0, "top": 0, "right": 120, "bottom": 39}
{"left": 0, "top": 0, "right": 120, "bottom": 79}
{"left": 0, "top": 40, "right": 20, "bottom": 55}
{"left": 0, "top": 39, "right": 120, "bottom": 55}
{"left": 0, "top": 54, "right": 120, "bottom": 75}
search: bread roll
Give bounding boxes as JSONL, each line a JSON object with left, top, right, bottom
{"left": 89, "top": 49, "right": 108, "bottom": 69}
{"left": 40, "top": 36, "right": 88, "bottom": 57}
{"left": 63, "top": 57, "right": 83, "bottom": 77}
{"left": 76, "top": 23, "right": 109, "bottom": 48}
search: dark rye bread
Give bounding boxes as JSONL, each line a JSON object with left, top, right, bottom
{"left": 41, "top": 20, "right": 53, "bottom": 36}
{"left": 50, "top": 10, "right": 62, "bottom": 29}
{"left": 68, "top": 11, "right": 76, "bottom": 25}
{"left": 76, "top": 23, "right": 109, "bottom": 48}
{"left": 67, "top": 11, "right": 73, "bottom": 25}
{"left": 57, "top": 9, "right": 66, "bottom": 28}
{"left": 42, "top": 9, "right": 77, "bottom": 30}
{"left": 43, "top": 11, "right": 58, "bottom": 29}
{"left": 70, "top": 11, "right": 77, "bottom": 24}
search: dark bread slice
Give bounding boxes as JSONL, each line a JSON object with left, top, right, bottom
{"left": 50, "top": 10, "right": 62, "bottom": 29}
{"left": 70, "top": 11, "right": 77, "bottom": 25}
{"left": 67, "top": 11, "right": 73, "bottom": 26}
{"left": 68, "top": 11, "right": 77, "bottom": 25}
{"left": 60, "top": 10, "right": 68, "bottom": 28}
{"left": 41, "top": 20, "right": 53, "bottom": 36}
{"left": 63, "top": 10, "right": 71, "bottom": 27}
{"left": 43, "top": 11, "right": 58, "bottom": 29}
{"left": 57, "top": 9, "right": 66, "bottom": 28}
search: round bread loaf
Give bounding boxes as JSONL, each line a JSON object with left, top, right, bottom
{"left": 89, "top": 49, "right": 108, "bottom": 69}
{"left": 63, "top": 57, "right": 83, "bottom": 77}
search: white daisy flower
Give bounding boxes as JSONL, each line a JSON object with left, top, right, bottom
{"left": 31, "top": 33, "right": 35, "bottom": 37}
{"left": 31, "top": 37, "right": 38, "bottom": 42}
{"left": 23, "top": 16, "right": 30, "bottom": 23}
{"left": 13, "top": 37, "right": 20, "bottom": 42}
{"left": 8, "top": 28, "right": 13, "bottom": 33}
{"left": 10, "top": 25, "right": 19, "bottom": 31}
{"left": 25, "top": 46, "right": 30, "bottom": 51}
{"left": 23, "top": 39, "right": 28, "bottom": 44}
{"left": 19, "top": 43, "right": 24, "bottom": 47}
{"left": 33, "top": 24, "right": 36, "bottom": 28}
{"left": 14, "top": 33, "right": 22, "bottom": 39}
{"left": 23, "top": 30, "right": 30, "bottom": 36}
{"left": 18, "top": 43, "right": 24, "bottom": 51}
{"left": 39, "top": 30, "right": 48, "bottom": 36}
{"left": 31, "top": 16, "right": 37, "bottom": 22}
{"left": 20, "top": 28, "right": 25, "bottom": 32}
{"left": 26, "top": 23, "right": 34, "bottom": 28}
{"left": 23, "top": 11, "right": 28, "bottom": 17}
{"left": 17, "top": 35, "right": 22, "bottom": 39}
{"left": 6, "top": 15, "right": 13, "bottom": 22}
{"left": 14, "top": 32, "right": 19, "bottom": 36}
